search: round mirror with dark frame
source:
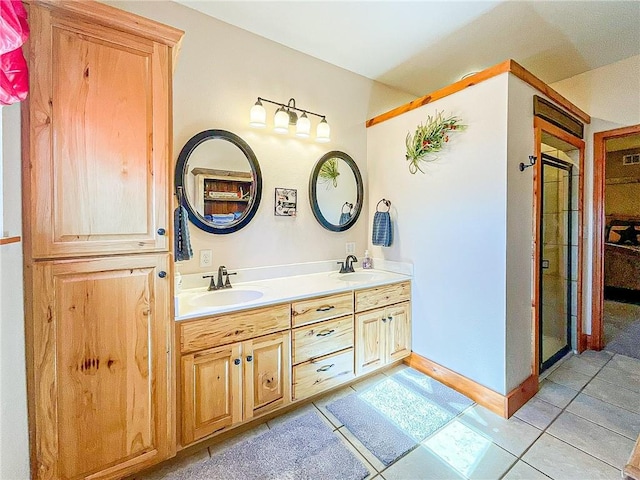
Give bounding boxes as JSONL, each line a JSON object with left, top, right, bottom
{"left": 175, "top": 129, "right": 262, "bottom": 234}
{"left": 309, "top": 151, "right": 363, "bottom": 232}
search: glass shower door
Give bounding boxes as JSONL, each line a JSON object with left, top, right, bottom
{"left": 540, "top": 154, "right": 573, "bottom": 371}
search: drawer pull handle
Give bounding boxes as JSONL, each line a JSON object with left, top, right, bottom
{"left": 246, "top": 355, "right": 253, "bottom": 362}
{"left": 316, "top": 364, "right": 334, "bottom": 372}
{"left": 316, "top": 305, "right": 335, "bottom": 312}
{"left": 234, "top": 358, "right": 241, "bottom": 366}
{"left": 316, "top": 329, "right": 335, "bottom": 337}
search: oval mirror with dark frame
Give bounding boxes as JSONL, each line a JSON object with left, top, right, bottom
{"left": 309, "top": 151, "right": 363, "bottom": 232}
{"left": 175, "top": 129, "right": 262, "bottom": 234}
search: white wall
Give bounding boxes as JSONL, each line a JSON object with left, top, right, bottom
{"left": 109, "top": 0, "right": 414, "bottom": 275}
{"left": 551, "top": 55, "right": 640, "bottom": 127}
{"left": 551, "top": 55, "right": 640, "bottom": 335}
{"left": 0, "top": 104, "right": 30, "bottom": 479}
{"left": 504, "top": 75, "right": 537, "bottom": 391}
{"left": 367, "top": 74, "right": 511, "bottom": 394}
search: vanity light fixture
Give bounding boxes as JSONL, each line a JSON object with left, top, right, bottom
{"left": 249, "top": 97, "right": 330, "bottom": 142}
{"left": 249, "top": 99, "right": 267, "bottom": 128}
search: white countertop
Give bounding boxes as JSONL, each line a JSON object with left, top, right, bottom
{"left": 175, "top": 268, "right": 411, "bottom": 321}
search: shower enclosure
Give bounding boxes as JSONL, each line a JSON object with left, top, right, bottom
{"left": 539, "top": 153, "right": 574, "bottom": 371}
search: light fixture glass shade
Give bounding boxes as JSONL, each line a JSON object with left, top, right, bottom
{"left": 316, "top": 118, "right": 331, "bottom": 143}
{"left": 249, "top": 100, "right": 266, "bottom": 128}
{"left": 274, "top": 107, "right": 290, "bottom": 134}
{"left": 296, "top": 113, "right": 311, "bottom": 138}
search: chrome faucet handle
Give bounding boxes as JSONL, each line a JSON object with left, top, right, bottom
{"left": 224, "top": 272, "right": 237, "bottom": 288}
{"left": 202, "top": 274, "right": 218, "bottom": 291}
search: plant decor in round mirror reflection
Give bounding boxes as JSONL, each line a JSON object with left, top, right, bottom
{"left": 175, "top": 129, "right": 262, "bottom": 234}
{"left": 309, "top": 151, "right": 363, "bottom": 232}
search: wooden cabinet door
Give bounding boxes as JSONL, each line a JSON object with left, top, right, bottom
{"left": 386, "top": 303, "right": 412, "bottom": 363}
{"left": 25, "top": 4, "right": 173, "bottom": 258}
{"left": 181, "top": 343, "right": 242, "bottom": 445}
{"left": 355, "top": 309, "right": 385, "bottom": 375}
{"left": 31, "top": 254, "right": 172, "bottom": 479}
{"left": 243, "top": 331, "right": 291, "bottom": 419}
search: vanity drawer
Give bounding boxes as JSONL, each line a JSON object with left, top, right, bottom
{"left": 293, "top": 348, "right": 355, "bottom": 401}
{"left": 292, "top": 315, "right": 353, "bottom": 365}
{"left": 355, "top": 281, "right": 411, "bottom": 312}
{"left": 180, "top": 304, "right": 290, "bottom": 353}
{"left": 291, "top": 292, "right": 353, "bottom": 327}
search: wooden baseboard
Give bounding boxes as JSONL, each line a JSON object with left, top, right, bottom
{"left": 405, "top": 353, "right": 538, "bottom": 418}
{"left": 505, "top": 374, "right": 539, "bottom": 418}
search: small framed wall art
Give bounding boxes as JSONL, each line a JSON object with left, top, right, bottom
{"left": 275, "top": 188, "right": 297, "bottom": 216}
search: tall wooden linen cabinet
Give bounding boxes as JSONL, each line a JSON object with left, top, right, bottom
{"left": 21, "top": 2, "right": 183, "bottom": 479}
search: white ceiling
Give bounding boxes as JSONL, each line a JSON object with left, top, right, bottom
{"left": 176, "top": 1, "right": 640, "bottom": 97}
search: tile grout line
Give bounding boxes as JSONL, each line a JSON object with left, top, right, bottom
{"left": 506, "top": 355, "right": 607, "bottom": 468}
{"left": 514, "top": 353, "right": 629, "bottom": 476}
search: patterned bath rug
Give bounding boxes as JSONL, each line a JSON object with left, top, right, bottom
{"left": 163, "top": 411, "right": 368, "bottom": 480}
{"left": 327, "top": 367, "right": 473, "bottom": 465}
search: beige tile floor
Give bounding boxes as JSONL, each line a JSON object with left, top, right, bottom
{"left": 138, "top": 351, "right": 640, "bottom": 480}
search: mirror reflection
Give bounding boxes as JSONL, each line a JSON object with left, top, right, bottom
{"left": 309, "top": 151, "right": 363, "bottom": 232}
{"left": 175, "top": 130, "right": 262, "bottom": 234}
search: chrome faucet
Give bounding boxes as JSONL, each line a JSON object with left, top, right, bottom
{"left": 337, "top": 255, "right": 358, "bottom": 274}
{"left": 202, "top": 265, "right": 237, "bottom": 291}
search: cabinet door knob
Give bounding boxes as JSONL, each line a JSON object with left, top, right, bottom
{"left": 388, "top": 316, "right": 393, "bottom": 322}
{"left": 246, "top": 355, "right": 253, "bottom": 362}
{"left": 234, "top": 358, "right": 241, "bottom": 366}
{"left": 157, "top": 228, "right": 166, "bottom": 235}
{"left": 158, "top": 271, "right": 167, "bottom": 278}
{"left": 382, "top": 317, "right": 387, "bottom": 323}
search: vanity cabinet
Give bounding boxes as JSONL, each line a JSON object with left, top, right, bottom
{"left": 22, "top": 2, "right": 183, "bottom": 479}
{"left": 355, "top": 282, "right": 411, "bottom": 375}
{"left": 179, "top": 307, "right": 291, "bottom": 446}
{"left": 291, "top": 293, "right": 355, "bottom": 401}
{"left": 177, "top": 282, "right": 410, "bottom": 449}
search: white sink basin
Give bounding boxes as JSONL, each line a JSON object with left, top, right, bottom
{"left": 185, "top": 288, "right": 264, "bottom": 309}
{"left": 336, "top": 272, "right": 384, "bottom": 283}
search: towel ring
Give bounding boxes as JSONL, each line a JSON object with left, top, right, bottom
{"left": 376, "top": 198, "right": 391, "bottom": 212}
{"left": 342, "top": 202, "right": 353, "bottom": 214}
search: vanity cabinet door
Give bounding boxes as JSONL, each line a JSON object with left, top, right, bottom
{"left": 243, "top": 331, "right": 291, "bottom": 420}
{"left": 355, "top": 302, "right": 412, "bottom": 375}
{"left": 386, "top": 303, "right": 412, "bottom": 363}
{"left": 355, "top": 309, "right": 385, "bottom": 375}
{"left": 25, "top": 4, "right": 175, "bottom": 259}
{"left": 181, "top": 343, "right": 243, "bottom": 445}
{"left": 31, "top": 254, "right": 172, "bottom": 479}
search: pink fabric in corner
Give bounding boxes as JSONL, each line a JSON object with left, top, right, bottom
{"left": 0, "top": 0, "right": 29, "bottom": 105}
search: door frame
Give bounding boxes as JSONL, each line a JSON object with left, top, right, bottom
{"left": 591, "top": 124, "right": 640, "bottom": 350}
{"left": 533, "top": 117, "right": 585, "bottom": 376}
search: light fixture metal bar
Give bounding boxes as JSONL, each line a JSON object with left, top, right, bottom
{"left": 257, "top": 97, "right": 326, "bottom": 120}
